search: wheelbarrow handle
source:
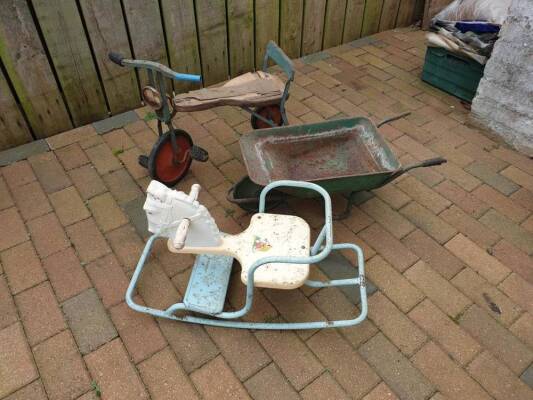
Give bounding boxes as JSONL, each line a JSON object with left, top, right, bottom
{"left": 402, "top": 157, "right": 447, "bottom": 173}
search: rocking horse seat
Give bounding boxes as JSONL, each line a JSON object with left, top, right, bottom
{"left": 173, "top": 71, "right": 284, "bottom": 112}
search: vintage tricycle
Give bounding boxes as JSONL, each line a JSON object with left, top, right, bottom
{"left": 126, "top": 179, "right": 367, "bottom": 329}
{"left": 108, "top": 41, "right": 294, "bottom": 187}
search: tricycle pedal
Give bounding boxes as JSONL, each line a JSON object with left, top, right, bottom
{"left": 191, "top": 145, "right": 209, "bottom": 162}
{"left": 138, "top": 155, "right": 149, "bottom": 168}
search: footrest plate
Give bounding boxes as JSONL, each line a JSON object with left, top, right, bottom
{"left": 184, "top": 254, "right": 233, "bottom": 314}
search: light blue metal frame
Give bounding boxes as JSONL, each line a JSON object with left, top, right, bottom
{"left": 125, "top": 180, "right": 367, "bottom": 329}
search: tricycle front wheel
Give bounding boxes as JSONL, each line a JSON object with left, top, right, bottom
{"left": 251, "top": 105, "right": 283, "bottom": 129}
{"left": 148, "top": 130, "right": 193, "bottom": 187}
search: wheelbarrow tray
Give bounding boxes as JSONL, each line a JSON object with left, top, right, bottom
{"left": 240, "top": 117, "right": 401, "bottom": 198}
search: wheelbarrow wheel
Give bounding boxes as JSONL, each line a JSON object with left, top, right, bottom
{"left": 251, "top": 105, "right": 283, "bottom": 129}
{"left": 148, "top": 130, "right": 193, "bottom": 187}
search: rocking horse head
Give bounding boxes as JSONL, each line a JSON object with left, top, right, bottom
{"left": 144, "top": 180, "right": 222, "bottom": 247}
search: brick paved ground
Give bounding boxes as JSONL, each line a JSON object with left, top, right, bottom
{"left": 1, "top": 27, "right": 533, "bottom": 400}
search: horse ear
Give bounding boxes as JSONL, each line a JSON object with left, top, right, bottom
{"left": 147, "top": 180, "right": 170, "bottom": 202}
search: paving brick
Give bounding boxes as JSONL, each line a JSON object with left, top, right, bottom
{"left": 86, "top": 253, "right": 129, "bottom": 308}
{"left": 464, "top": 161, "right": 519, "bottom": 196}
{"left": 33, "top": 330, "right": 91, "bottom": 400}
{"left": 499, "top": 273, "right": 533, "bottom": 315}
{"left": 55, "top": 143, "right": 90, "bottom": 171}
{"left": 49, "top": 186, "right": 91, "bottom": 226}
{"left": 138, "top": 347, "right": 199, "bottom": 400}
{"left": 451, "top": 267, "right": 521, "bottom": 326}
{"left": 459, "top": 304, "right": 533, "bottom": 374}
{"left": 67, "top": 218, "right": 111, "bottom": 263}
{"left": 110, "top": 299, "right": 166, "bottom": 364}
{"left": 15, "top": 281, "right": 66, "bottom": 346}
{"left": 440, "top": 205, "right": 500, "bottom": 249}
{"left": 372, "top": 184, "right": 411, "bottom": 210}
{"left": 459, "top": 142, "right": 508, "bottom": 171}
{"left": 360, "top": 197, "right": 415, "bottom": 239}
{"left": 158, "top": 319, "right": 219, "bottom": 373}
{"left": 85, "top": 143, "right": 123, "bottom": 176}
{"left": 79, "top": 134, "right": 104, "bottom": 149}
{"left": 102, "top": 168, "right": 143, "bottom": 205}
{"left": 411, "top": 341, "right": 491, "bottom": 400}
{"left": 400, "top": 202, "right": 457, "bottom": 244}
{"left": 481, "top": 209, "right": 533, "bottom": 255}
{"left": 2, "top": 160, "right": 36, "bottom": 189}
{"left": 46, "top": 125, "right": 97, "bottom": 150}
{"left": 85, "top": 338, "right": 148, "bottom": 400}
{"left": 399, "top": 154, "right": 444, "bottom": 187}
{"left": 367, "top": 292, "right": 427, "bottom": 355}
{"left": 403, "top": 260, "right": 468, "bottom": 317}
{"left": 122, "top": 196, "right": 149, "bottom": 239}
{"left": 263, "top": 288, "right": 325, "bottom": 339}
{"left": 521, "top": 363, "right": 533, "bottom": 389}
{"left": 213, "top": 106, "right": 249, "bottom": 127}
{"left": 473, "top": 185, "right": 528, "bottom": 224}
{"left": 468, "top": 351, "right": 533, "bottom": 400}
{"left": 255, "top": 328, "right": 323, "bottom": 390}
{"left": 62, "top": 288, "right": 117, "bottom": 354}
{"left": 205, "top": 325, "right": 270, "bottom": 381}
{"left": 438, "top": 162, "right": 481, "bottom": 192}
{"left": 204, "top": 118, "right": 239, "bottom": 146}
{"left": 394, "top": 135, "right": 437, "bottom": 161}
{"left": 195, "top": 134, "right": 233, "bottom": 167}
{"left": 68, "top": 165, "right": 107, "bottom": 200}
{"left": 0, "top": 323, "right": 39, "bottom": 398}
{"left": 310, "top": 288, "right": 379, "bottom": 348}
{"left": 0, "top": 176, "right": 14, "bottom": 211}
{"left": 88, "top": 192, "right": 128, "bottom": 233}
{"left": 491, "top": 146, "right": 533, "bottom": 175}
{"left": 28, "top": 151, "right": 72, "bottom": 193}
{"left": 397, "top": 177, "right": 450, "bottom": 214}
{"left": 303, "top": 96, "right": 339, "bottom": 119}
{"left": 359, "top": 333, "right": 434, "bottom": 400}
{"left": 0, "top": 208, "right": 29, "bottom": 251}
{"left": 510, "top": 188, "right": 533, "bottom": 213}
{"left": 136, "top": 258, "right": 180, "bottom": 309}
{"left": 501, "top": 165, "right": 533, "bottom": 193}
{"left": 27, "top": 212, "right": 69, "bottom": 258}
{"left": 105, "top": 224, "right": 145, "bottom": 271}
{"left": 360, "top": 224, "right": 419, "bottom": 272}
{"left": 445, "top": 234, "right": 510, "bottom": 284}
{"left": 1, "top": 241, "right": 46, "bottom": 294}
{"left": 0, "top": 275, "right": 17, "bottom": 329}
{"left": 42, "top": 247, "right": 91, "bottom": 302}
{"left": 102, "top": 128, "right": 136, "bottom": 152}
{"left": 190, "top": 355, "right": 251, "bottom": 400}
{"left": 3, "top": 379, "right": 47, "bottom": 400}
{"left": 130, "top": 129, "right": 157, "bottom": 154}
{"left": 366, "top": 256, "right": 423, "bottom": 312}
{"left": 408, "top": 299, "right": 481, "bottom": 365}
{"left": 191, "top": 160, "right": 226, "bottom": 189}
{"left": 10, "top": 181, "right": 52, "bottom": 221}
{"left": 307, "top": 329, "right": 380, "bottom": 398}
{"left": 300, "top": 371, "right": 350, "bottom": 399}
{"left": 510, "top": 312, "right": 533, "bottom": 349}
{"left": 245, "top": 363, "right": 300, "bottom": 400}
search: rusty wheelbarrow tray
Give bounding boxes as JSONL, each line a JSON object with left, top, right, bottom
{"left": 229, "top": 117, "right": 446, "bottom": 217}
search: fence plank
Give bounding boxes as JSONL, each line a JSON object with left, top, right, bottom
{"left": 32, "top": 0, "right": 107, "bottom": 126}
{"left": 302, "top": 0, "right": 326, "bottom": 55}
{"left": 0, "top": 0, "right": 72, "bottom": 138}
{"left": 227, "top": 0, "right": 254, "bottom": 77}
{"left": 195, "top": 0, "right": 229, "bottom": 86}
{"left": 361, "top": 0, "right": 384, "bottom": 36}
{"left": 160, "top": 0, "right": 201, "bottom": 93}
{"left": 255, "top": 0, "right": 279, "bottom": 69}
{"left": 343, "top": 0, "right": 366, "bottom": 42}
{"left": 79, "top": 0, "right": 139, "bottom": 114}
{"left": 0, "top": 69, "right": 33, "bottom": 150}
{"left": 123, "top": 0, "right": 168, "bottom": 89}
{"left": 279, "top": 0, "right": 304, "bottom": 58}
{"left": 396, "top": 0, "right": 416, "bottom": 26}
{"left": 380, "top": 0, "right": 401, "bottom": 30}
{"left": 323, "top": 0, "right": 347, "bottom": 49}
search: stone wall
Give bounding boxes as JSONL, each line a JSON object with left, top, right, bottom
{"left": 470, "top": 0, "right": 533, "bottom": 155}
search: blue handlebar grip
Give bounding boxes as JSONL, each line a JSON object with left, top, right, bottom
{"left": 174, "top": 72, "right": 202, "bottom": 83}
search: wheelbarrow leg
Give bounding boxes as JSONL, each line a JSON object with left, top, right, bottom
{"left": 333, "top": 191, "right": 358, "bottom": 220}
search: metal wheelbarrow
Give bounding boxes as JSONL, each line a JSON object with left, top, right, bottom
{"left": 228, "top": 117, "right": 447, "bottom": 218}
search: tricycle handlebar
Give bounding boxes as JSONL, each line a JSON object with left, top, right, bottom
{"left": 107, "top": 52, "right": 201, "bottom": 83}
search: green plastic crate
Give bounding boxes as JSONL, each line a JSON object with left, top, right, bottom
{"left": 422, "top": 46, "right": 485, "bottom": 102}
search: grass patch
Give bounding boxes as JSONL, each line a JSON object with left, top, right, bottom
{"left": 112, "top": 148, "right": 124, "bottom": 156}
{"left": 91, "top": 381, "right": 102, "bottom": 398}
{"left": 143, "top": 111, "right": 157, "bottom": 122}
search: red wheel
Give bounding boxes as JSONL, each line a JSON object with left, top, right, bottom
{"left": 251, "top": 105, "right": 283, "bottom": 129}
{"left": 148, "top": 130, "right": 193, "bottom": 187}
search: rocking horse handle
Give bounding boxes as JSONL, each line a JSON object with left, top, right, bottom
{"left": 173, "top": 219, "right": 191, "bottom": 250}
{"left": 188, "top": 184, "right": 201, "bottom": 202}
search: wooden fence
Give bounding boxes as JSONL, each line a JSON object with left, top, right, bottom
{"left": 0, "top": 0, "right": 424, "bottom": 150}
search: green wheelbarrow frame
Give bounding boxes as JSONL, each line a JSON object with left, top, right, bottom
{"left": 229, "top": 117, "right": 446, "bottom": 217}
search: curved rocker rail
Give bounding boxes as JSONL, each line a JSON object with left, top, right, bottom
{"left": 126, "top": 180, "right": 368, "bottom": 330}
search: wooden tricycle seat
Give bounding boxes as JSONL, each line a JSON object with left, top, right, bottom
{"left": 173, "top": 71, "right": 285, "bottom": 112}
